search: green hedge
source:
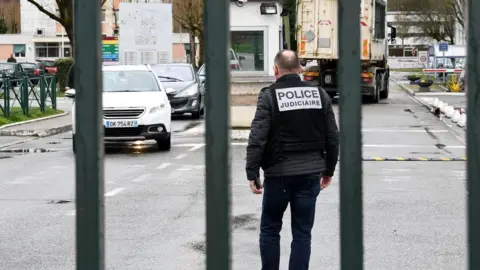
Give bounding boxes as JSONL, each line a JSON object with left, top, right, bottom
{"left": 55, "top": 57, "right": 74, "bottom": 92}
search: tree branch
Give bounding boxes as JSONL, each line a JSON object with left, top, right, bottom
{"left": 26, "top": 0, "right": 62, "bottom": 23}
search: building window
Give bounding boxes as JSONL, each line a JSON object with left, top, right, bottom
{"left": 13, "top": 44, "right": 26, "bottom": 57}
{"left": 35, "top": 42, "right": 60, "bottom": 58}
{"left": 101, "top": 10, "right": 106, "bottom": 23}
{"left": 64, "top": 47, "right": 71, "bottom": 57}
{"left": 230, "top": 30, "right": 265, "bottom": 72}
{"left": 374, "top": 2, "right": 386, "bottom": 39}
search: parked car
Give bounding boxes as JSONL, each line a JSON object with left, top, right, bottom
{"left": 150, "top": 63, "right": 205, "bottom": 119}
{"left": 197, "top": 64, "right": 205, "bottom": 82}
{"left": 0, "top": 62, "right": 43, "bottom": 86}
{"left": 36, "top": 59, "right": 57, "bottom": 74}
{"left": 66, "top": 64, "right": 172, "bottom": 152}
{"left": 230, "top": 48, "right": 244, "bottom": 70}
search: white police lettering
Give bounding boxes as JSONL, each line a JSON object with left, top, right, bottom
{"left": 275, "top": 87, "right": 322, "bottom": 111}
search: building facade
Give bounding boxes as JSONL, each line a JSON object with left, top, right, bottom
{"left": 387, "top": 11, "right": 467, "bottom": 57}
{"left": 0, "top": 0, "right": 283, "bottom": 76}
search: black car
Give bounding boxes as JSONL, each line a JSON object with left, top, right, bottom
{"left": 0, "top": 62, "right": 43, "bottom": 86}
{"left": 151, "top": 63, "right": 205, "bottom": 119}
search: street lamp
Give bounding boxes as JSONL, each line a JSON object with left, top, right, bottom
{"left": 260, "top": 3, "right": 277, "bottom": 15}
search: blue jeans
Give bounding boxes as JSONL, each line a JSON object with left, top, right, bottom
{"left": 259, "top": 174, "right": 321, "bottom": 270}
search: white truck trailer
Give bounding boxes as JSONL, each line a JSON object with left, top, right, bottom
{"left": 296, "top": 0, "right": 396, "bottom": 102}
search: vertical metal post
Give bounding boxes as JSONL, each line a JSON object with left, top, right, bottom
{"left": 74, "top": 0, "right": 105, "bottom": 268}
{"left": 442, "top": 52, "right": 446, "bottom": 84}
{"left": 338, "top": 0, "right": 363, "bottom": 269}
{"left": 3, "top": 78, "right": 10, "bottom": 118}
{"left": 467, "top": 0, "right": 480, "bottom": 268}
{"left": 40, "top": 76, "right": 45, "bottom": 112}
{"left": 51, "top": 76, "right": 57, "bottom": 110}
{"left": 204, "top": 0, "right": 231, "bottom": 268}
{"left": 21, "top": 77, "right": 29, "bottom": 116}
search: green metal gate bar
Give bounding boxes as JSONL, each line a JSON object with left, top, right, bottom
{"left": 74, "top": 0, "right": 105, "bottom": 269}
{"left": 204, "top": 0, "right": 231, "bottom": 268}
{"left": 338, "top": 0, "right": 364, "bottom": 269}
{"left": 467, "top": 0, "right": 479, "bottom": 268}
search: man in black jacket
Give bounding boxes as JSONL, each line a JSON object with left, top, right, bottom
{"left": 246, "top": 50, "right": 339, "bottom": 270}
{"left": 6, "top": 54, "right": 16, "bottom": 63}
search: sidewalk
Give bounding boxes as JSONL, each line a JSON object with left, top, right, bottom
{"left": 181, "top": 106, "right": 256, "bottom": 140}
{"left": 0, "top": 113, "right": 72, "bottom": 137}
{"left": 396, "top": 82, "right": 467, "bottom": 129}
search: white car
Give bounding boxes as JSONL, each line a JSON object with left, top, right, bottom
{"left": 66, "top": 65, "right": 172, "bottom": 152}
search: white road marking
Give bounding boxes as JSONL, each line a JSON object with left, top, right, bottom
{"left": 189, "top": 144, "right": 205, "bottom": 151}
{"left": 178, "top": 166, "right": 192, "bottom": 171}
{"left": 156, "top": 162, "right": 171, "bottom": 169}
{"left": 173, "top": 143, "right": 204, "bottom": 147}
{"left": 51, "top": 165, "right": 68, "bottom": 169}
{"left": 362, "top": 129, "right": 448, "bottom": 133}
{"left": 66, "top": 210, "right": 76, "bottom": 216}
{"left": 380, "top": 168, "right": 411, "bottom": 172}
{"left": 131, "top": 174, "right": 151, "bottom": 182}
{"left": 4, "top": 181, "right": 30, "bottom": 184}
{"left": 174, "top": 153, "right": 187, "bottom": 159}
{"left": 132, "top": 164, "right": 146, "bottom": 168}
{"left": 235, "top": 183, "right": 250, "bottom": 187}
{"left": 363, "top": 144, "right": 465, "bottom": 149}
{"left": 231, "top": 142, "right": 248, "bottom": 146}
{"left": 104, "top": 187, "right": 126, "bottom": 197}
{"left": 228, "top": 142, "right": 466, "bottom": 149}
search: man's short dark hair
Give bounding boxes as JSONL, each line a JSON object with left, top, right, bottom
{"left": 274, "top": 50, "right": 300, "bottom": 71}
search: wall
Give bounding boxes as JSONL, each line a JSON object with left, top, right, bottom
{"left": 0, "top": 35, "right": 35, "bottom": 62}
{"left": 0, "top": 45, "right": 13, "bottom": 60}
{"left": 20, "top": 0, "right": 56, "bottom": 36}
{"left": 230, "top": 2, "right": 282, "bottom": 76}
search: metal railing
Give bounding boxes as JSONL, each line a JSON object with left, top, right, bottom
{"left": 0, "top": 75, "right": 57, "bottom": 117}
{"left": 73, "top": 0, "right": 479, "bottom": 269}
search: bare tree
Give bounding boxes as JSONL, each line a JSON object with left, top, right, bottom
{"left": 395, "top": 0, "right": 457, "bottom": 44}
{"left": 0, "top": 2, "right": 20, "bottom": 34}
{"left": 393, "top": 15, "right": 415, "bottom": 56}
{"left": 26, "top": 0, "right": 108, "bottom": 56}
{"left": 171, "top": 0, "right": 204, "bottom": 68}
{"left": 449, "top": 0, "right": 465, "bottom": 29}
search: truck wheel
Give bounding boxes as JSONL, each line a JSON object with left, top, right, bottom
{"left": 380, "top": 83, "right": 389, "bottom": 99}
{"left": 373, "top": 86, "right": 380, "bottom": 103}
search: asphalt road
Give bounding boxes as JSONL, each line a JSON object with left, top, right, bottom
{"left": 0, "top": 84, "right": 467, "bottom": 269}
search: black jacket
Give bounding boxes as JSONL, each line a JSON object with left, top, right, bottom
{"left": 246, "top": 74, "right": 339, "bottom": 180}
{"left": 7, "top": 57, "right": 16, "bottom": 63}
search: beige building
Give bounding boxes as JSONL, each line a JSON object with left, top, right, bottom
{"left": 0, "top": 0, "right": 196, "bottom": 62}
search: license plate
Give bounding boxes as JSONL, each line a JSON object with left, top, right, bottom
{"left": 105, "top": 120, "right": 138, "bottom": 128}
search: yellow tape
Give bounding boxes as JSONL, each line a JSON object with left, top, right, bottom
{"left": 416, "top": 158, "right": 429, "bottom": 161}
{"left": 395, "top": 157, "right": 406, "bottom": 161}
{"left": 440, "top": 157, "right": 452, "bottom": 161}
{"left": 372, "top": 157, "right": 384, "bottom": 161}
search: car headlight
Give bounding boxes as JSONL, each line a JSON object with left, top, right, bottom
{"left": 174, "top": 86, "right": 198, "bottom": 97}
{"left": 149, "top": 105, "right": 164, "bottom": 114}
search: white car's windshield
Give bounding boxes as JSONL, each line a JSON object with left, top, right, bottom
{"left": 103, "top": 70, "right": 159, "bottom": 92}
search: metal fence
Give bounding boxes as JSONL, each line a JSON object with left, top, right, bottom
{"left": 73, "top": 0, "right": 479, "bottom": 269}
{"left": 0, "top": 75, "right": 57, "bottom": 117}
